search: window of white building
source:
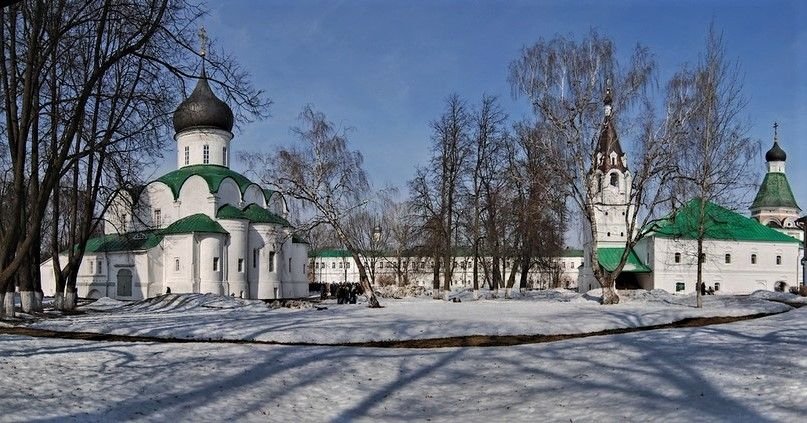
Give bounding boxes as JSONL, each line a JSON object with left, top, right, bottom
{"left": 223, "top": 147, "right": 227, "bottom": 166}
{"left": 346, "top": 261, "right": 350, "bottom": 269}
{"left": 253, "top": 249, "right": 258, "bottom": 268}
{"left": 725, "top": 253, "right": 731, "bottom": 264}
{"left": 184, "top": 146, "right": 189, "bottom": 165}
{"left": 776, "top": 255, "right": 782, "bottom": 265}
{"left": 269, "top": 252, "right": 275, "bottom": 272}
{"left": 714, "top": 282, "right": 720, "bottom": 292}
{"left": 97, "top": 260, "right": 103, "bottom": 274}
{"left": 154, "top": 209, "right": 161, "bottom": 228}
{"left": 213, "top": 257, "right": 219, "bottom": 271}
{"left": 203, "top": 145, "right": 209, "bottom": 164}
{"left": 288, "top": 257, "right": 292, "bottom": 273}
{"left": 332, "top": 262, "right": 335, "bottom": 269}
{"left": 751, "top": 254, "right": 757, "bottom": 264}
{"left": 674, "top": 252, "right": 681, "bottom": 263}
{"left": 238, "top": 258, "right": 244, "bottom": 272}
{"left": 676, "top": 282, "right": 685, "bottom": 292}
{"left": 175, "top": 258, "right": 180, "bottom": 272}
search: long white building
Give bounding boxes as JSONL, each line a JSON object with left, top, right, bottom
{"left": 40, "top": 66, "right": 310, "bottom": 300}
{"left": 309, "top": 249, "right": 584, "bottom": 290}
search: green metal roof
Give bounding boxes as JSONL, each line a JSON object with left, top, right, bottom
{"left": 750, "top": 172, "right": 800, "bottom": 211}
{"left": 309, "top": 249, "right": 353, "bottom": 258}
{"left": 154, "top": 165, "right": 260, "bottom": 200}
{"left": 560, "top": 248, "right": 584, "bottom": 257}
{"left": 242, "top": 204, "right": 291, "bottom": 226}
{"left": 651, "top": 199, "right": 800, "bottom": 243}
{"left": 84, "top": 231, "right": 163, "bottom": 253}
{"left": 216, "top": 204, "right": 248, "bottom": 220}
{"left": 162, "top": 213, "right": 228, "bottom": 235}
{"left": 597, "top": 248, "right": 651, "bottom": 273}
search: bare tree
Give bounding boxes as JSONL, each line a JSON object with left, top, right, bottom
{"left": 243, "top": 105, "right": 382, "bottom": 308}
{"left": 409, "top": 94, "right": 472, "bottom": 300}
{"left": 509, "top": 30, "right": 686, "bottom": 304}
{"left": 507, "top": 121, "right": 567, "bottom": 295}
{"left": 0, "top": 1, "right": 268, "bottom": 315}
{"left": 666, "top": 26, "right": 757, "bottom": 308}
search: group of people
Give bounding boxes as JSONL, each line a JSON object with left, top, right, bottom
{"left": 700, "top": 282, "right": 716, "bottom": 296}
{"left": 311, "top": 282, "right": 364, "bottom": 304}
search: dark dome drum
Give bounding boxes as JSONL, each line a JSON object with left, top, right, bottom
{"left": 173, "top": 68, "right": 234, "bottom": 134}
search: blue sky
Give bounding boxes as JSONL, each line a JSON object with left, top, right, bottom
{"left": 177, "top": 0, "right": 806, "bottom": 206}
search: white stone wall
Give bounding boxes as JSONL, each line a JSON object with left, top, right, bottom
{"left": 648, "top": 237, "right": 799, "bottom": 294}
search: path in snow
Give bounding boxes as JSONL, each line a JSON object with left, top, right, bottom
{"left": 25, "top": 290, "right": 793, "bottom": 344}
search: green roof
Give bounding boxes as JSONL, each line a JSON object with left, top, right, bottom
{"left": 242, "top": 204, "right": 291, "bottom": 226}
{"left": 751, "top": 172, "right": 800, "bottom": 210}
{"left": 651, "top": 199, "right": 800, "bottom": 243}
{"left": 597, "top": 248, "right": 651, "bottom": 273}
{"left": 216, "top": 204, "right": 248, "bottom": 220}
{"left": 84, "top": 231, "right": 163, "bottom": 253}
{"left": 310, "top": 249, "right": 353, "bottom": 258}
{"left": 560, "top": 248, "right": 584, "bottom": 257}
{"left": 155, "top": 165, "right": 260, "bottom": 200}
{"left": 162, "top": 213, "right": 228, "bottom": 235}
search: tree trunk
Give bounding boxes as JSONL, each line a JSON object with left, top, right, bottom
{"left": 432, "top": 255, "right": 441, "bottom": 299}
{"left": 696, "top": 238, "right": 704, "bottom": 308}
{"left": 3, "top": 284, "right": 15, "bottom": 317}
{"left": 601, "top": 278, "right": 619, "bottom": 304}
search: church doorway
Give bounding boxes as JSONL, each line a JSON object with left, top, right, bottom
{"left": 117, "top": 269, "right": 133, "bottom": 297}
{"left": 774, "top": 281, "right": 788, "bottom": 292}
{"left": 615, "top": 272, "right": 641, "bottom": 289}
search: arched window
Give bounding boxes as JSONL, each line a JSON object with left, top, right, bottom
{"left": 725, "top": 253, "right": 731, "bottom": 264}
{"left": 609, "top": 173, "right": 619, "bottom": 187}
{"left": 674, "top": 252, "right": 681, "bottom": 263}
{"left": 776, "top": 255, "right": 782, "bottom": 265}
{"left": 751, "top": 254, "right": 757, "bottom": 264}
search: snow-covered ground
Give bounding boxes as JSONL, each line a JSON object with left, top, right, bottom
{"left": 1, "top": 301, "right": 805, "bottom": 421}
{"left": 26, "top": 289, "right": 793, "bottom": 344}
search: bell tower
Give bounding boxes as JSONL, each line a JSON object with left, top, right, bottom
{"left": 588, "top": 88, "right": 633, "bottom": 247}
{"left": 750, "top": 123, "right": 801, "bottom": 240}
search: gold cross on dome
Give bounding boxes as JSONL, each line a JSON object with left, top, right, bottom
{"left": 198, "top": 26, "right": 208, "bottom": 57}
{"left": 773, "top": 121, "right": 779, "bottom": 140}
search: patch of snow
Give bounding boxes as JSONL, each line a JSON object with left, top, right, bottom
{"left": 2, "top": 307, "right": 806, "bottom": 421}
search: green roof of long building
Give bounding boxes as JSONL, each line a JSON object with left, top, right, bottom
{"left": 650, "top": 199, "right": 800, "bottom": 243}
{"left": 751, "top": 172, "right": 800, "bottom": 210}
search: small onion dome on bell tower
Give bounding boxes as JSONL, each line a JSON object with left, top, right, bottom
{"left": 765, "top": 123, "right": 786, "bottom": 162}
{"left": 172, "top": 65, "right": 234, "bottom": 134}
{"left": 766, "top": 141, "right": 786, "bottom": 162}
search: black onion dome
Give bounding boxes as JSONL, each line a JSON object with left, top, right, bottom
{"left": 765, "top": 141, "right": 786, "bottom": 162}
{"left": 173, "top": 67, "right": 234, "bottom": 134}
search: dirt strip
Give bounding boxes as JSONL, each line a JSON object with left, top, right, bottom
{"left": 0, "top": 308, "right": 793, "bottom": 349}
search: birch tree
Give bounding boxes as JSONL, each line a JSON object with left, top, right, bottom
{"left": 667, "top": 26, "right": 757, "bottom": 308}
{"left": 243, "top": 105, "right": 382, "bottom": 308}
{"left": 509, "top": 30, "right": 687, "bottom": 304}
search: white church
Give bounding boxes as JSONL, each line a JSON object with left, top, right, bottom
{"left": 580, "top": 92, "right": 802, "bottom": 295}
{"left": 40, "top": 66, "right": 310, "bottom": 300}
